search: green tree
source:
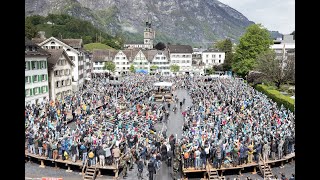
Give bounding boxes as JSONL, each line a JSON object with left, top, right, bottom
{"left": 25, "top": 20, "right": 38, "bottom": 39}
{"left": 255, "top": 50, "right": 295, "bottom": 89}
{"left": 150, "top": 65, "right": 158, "bottom": 70}
{"left": 170, "top": 64, "right": 180, "bottom": 73}
{"left": 232, "top": 24, "right": 273, "bottom": 77}
{"left": 104, "top": 61, "right": 116, "bottom": 73}
{"left": 214, "top": 38, "right": 233, "bottom": 71}
{"left": 205, "top": 68, "right": 214, "bottom": 75}
{"left": 129, "top": 64, "right": 135, "bottom": 73}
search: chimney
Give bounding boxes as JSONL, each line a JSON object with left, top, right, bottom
{"left": 38, "top": 31, "right": 46, "bottom": 39}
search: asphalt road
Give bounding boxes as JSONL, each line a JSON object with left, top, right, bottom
{"left": 25, "top": 89, "right": 295, "bottom": 180}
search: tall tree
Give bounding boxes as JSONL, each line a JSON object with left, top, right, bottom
{"left": 103, "top": 61, "right": 116, "bottom": 73}
{"left": 155, "top": 42, "right": 166, "bottom": 50}
{"left": 214, "top": 38, "right": 233, "bottom": 71}
{"left": 25, "top": 20, "right": 38, "bottom": 39}
{"left": 255, "top": 50, "right": 295, "bottom": 88}
{"left": 232, "top": 24, "right": 273, "bottom": 77}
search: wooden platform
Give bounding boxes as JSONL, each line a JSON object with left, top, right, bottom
{"left": 25, "top": 151, "right": 118, "bottom": 170}
{"left": 182, "top": 153, "right": 295, "bottom": 173}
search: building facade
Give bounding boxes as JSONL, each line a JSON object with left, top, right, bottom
{"left": 46, "top": 49, "right": 74, "bottom": 101}
{"left": 149, "top": 50, "right": 170, "bottom": 75}
{"left": 25, "top": 38, "right": 50, "bottom": 105}
{"left": 114, "top": 50, "right": 131, "bottom": 75}
{"left": 202, "top": 49, "right": 225, "bottom": 68}
{"left": 132, "top": 50, "right": 150, "bottom": 73}
{"left": 168, "top": 45, "right": 193, "bottom": 74}
{"left": 34, "top": 36, "right": 84, "bottom": 91}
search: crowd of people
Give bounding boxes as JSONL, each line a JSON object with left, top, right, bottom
{"left": 25, "top": 74, "right": 190, "bottom": 179}
{"left": 25, "top": 74, "right": 295, "bottom": 179}
{"left": 179, "top": 77, "right": 295, "bottom": 170}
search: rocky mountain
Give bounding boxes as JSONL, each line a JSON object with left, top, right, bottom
{"left": 25, "top": 0, "right": 281, "bottom": 47}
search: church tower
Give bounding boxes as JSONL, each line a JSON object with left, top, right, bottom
{"left": 144, "top": 17, "right": 155, "bottom": 49}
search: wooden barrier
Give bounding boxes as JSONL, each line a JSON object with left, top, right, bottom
{"left": 182, "top": 153, "right": 295, "bottom": 175}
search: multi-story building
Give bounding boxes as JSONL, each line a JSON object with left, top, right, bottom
{"left": 114, "top": 50, "right": 131, "bottom": 75}
{"left": 33, "top": 35, "right": 84, "bottom": 91}
{"left": 202, "top": 49, "right": 225, "bottom": 68}
{"left": 149, "top": 50, "right": 170, "bottom": 75}
{"left": 271, "top": 34, "right": 295, "bottom": 59}
{"left": 91, "top": 50, "right": 116, "bottom": 76}
{"left": 132, "top": 50, "right": 150, "bottom": 73}
{"left": 83, "top": 50, "right": 92, "bottom": 81}
{"left": 168, "top": 45, "right": 193, "bottom": 74}
{"left": 46, "top": 49, "right": 74, "bottom": 101}
{"left": 25, "top": 38, "right": 50, "bottom": 105}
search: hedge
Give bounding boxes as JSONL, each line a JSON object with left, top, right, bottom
{"left": 254, "top": 84, "right": 295, "bottom": 112}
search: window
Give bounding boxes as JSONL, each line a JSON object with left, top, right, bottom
{"left": 206, "top": 55, "right": 208, "bottom": 58}
{"left": 25, "top": 62, "right": 30, "bottom": 70}
{"left": 156, "top": 57, "right": 160, "bottom": 60}
{"left": 176, "top": 60, "right": 180, "bottom": 63}
{"left": 144, "top": 62, "right": 148, "bottom": 65}
{"left": 41, "top": 61, "right": 46, "bottom": 69}
{"left": 33, "top": 87, "right": 39, "bottom": 95}
{"left": 25, "top": 89, "right": 31, "bottom": 97}
{"left": 139, "top": 62, "right": 142, "bottom": 65}
{"left": 56, "top": 81, "right": 60, "bottom": 88}
{"left": 206, "top": 60, "right": 208, "bottom": 63}
{"left": 50, "top": 46, "right": 55, "bottom": 49}
{"left": 219, "top": 60, "right": 221, "bottom": 63}
{"left": 162, "top": 57, "right": 166, "bottom": 60}
{"left": 66, "top": 49, "right": 70, "bottom": 51}
{"left": 182, "top": 55, "right": 185, "bottom": 58}
{"left": 186, "top": 60, "right": 190, "bottom": 63}
{"left": 122, "top": 57, "right": 125, "bottom": 59}
{"left": 116, "top": 62, "right": 119, "bottom": 65}
{"left": 116, "top": 57, "right": 119, "bottom": 60}
{"left": 95, "top": 62, "right": 98, "bottom": 65}
{"left": 219, "top": 54, "right": 221, "bottom": 58}
{"left": 51, "top": 41, "right": 55, "bottom": 45}
{"left": 62, "top": 80, "right": 65, "bottom": 86}
{"left": 54, "top": 71, "right": 59, "bottom": 76}
{"left": 182, "top": 60, "right": 185, "bottom": 63}
{"left": 172, "top": 60, "right": 175, "bottom": 63}
{"left": 122, "top": 62, "right": 126, "bottom": 65}
{"left": 41, "top": 74, "right": 46, "bottom": 81}
{"left": 42, "top": 86, "right": 47, "bottom": 93}
{"left": 65, "top": 69, "right": 70, "bottom": 75}
{"left": 25, "top": 76, "right": 31, "bottom": 84}
{"left": 31, "top": 61, "right": 37, "bottom": 70}
{"left": 60, "top": 70, "right": 64, "bottom": 76}
{"left": 123, "top": 67, "right": 125, "bottom": 70}
{"left": 33, "top": 75, "right": 38, "bottom": 83}
{"left": 127, "top": 67, "right": 129, "bottom": 69}
{"left": 214, "top": 55, "right": 216, "bottom": 58}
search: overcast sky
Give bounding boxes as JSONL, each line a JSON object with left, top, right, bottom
{"left": 218, "top": 0, "right": 295, "bottom": 34}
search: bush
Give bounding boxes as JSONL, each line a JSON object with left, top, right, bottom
{"left": 254, "top": 84, "right": 295, "bottom": 112}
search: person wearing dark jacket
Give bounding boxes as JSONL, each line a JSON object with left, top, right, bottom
{"left": 167, "top": 150, "right": 173, "bottom": 167}
{"left": 71, "top": 143, "right": 77, "bottom": 162}
{"left": 148, "top": 160, "right": 155, "bottom": 180}
{"left": 271, "top": 140, "right": 277, "bottom": 160}
{"left": 98, "top": 146, "right": 105, "bottom": 167}
{"left": 200, "top": 148, "right": 207, "bottom": 169}
{"left": 161, "top": 143, "right": 167, "bottom": 161}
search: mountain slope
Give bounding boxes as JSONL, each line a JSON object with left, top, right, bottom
{"left": 25, "top": 0, "right": 281, "bottom": 46}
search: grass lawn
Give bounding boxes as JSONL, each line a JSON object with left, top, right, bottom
{"left": 84, "top": 43, "right": 115, "bottom": 52}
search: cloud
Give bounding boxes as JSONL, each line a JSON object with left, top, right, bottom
{"left": 121, "top": 26, "right": 138, "bottom": 34}
{"left": 218, "top": 0, "right": 295, "bottom": 34}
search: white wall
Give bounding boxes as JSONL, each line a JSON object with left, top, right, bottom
{"left": 202, "top": 52, "right": 225, "bottom": 67}
{"left": 49, "top": 56, "right": 73, "bottom": 100}
{"left": 133, "top": 51, "right": 150, "bottom": 72}
{"left": 114, "top": 51, "right": 130, "bottom": 75}
{"left": 151, "top": 52, "right": 170, "bottom": 75}
{"left": 170, "top": 53, "right": 192, "bottom": 72}
{"left": 25, "top": 56, "right": 49, "bottom": 105}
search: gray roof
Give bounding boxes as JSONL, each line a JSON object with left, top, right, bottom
{"left": 25, "top": 37, "right": 50, "bottom": 57}
{"left": 46, "top": 49, "right": 75, "bottom": 69}
{"left": 168, "top": 45, "right": 193, "bottom": 53}
{"left": 203, "top": 49, "right": 224, "bottom": 53}
{"left": 31, "top": 38, "right": 46, "bottom": 45}
{"left": 61, "top": 39, "right": 83, "bottom": 49}
{"left": 92, "top": 50, "right": 114, "bottom": 62}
